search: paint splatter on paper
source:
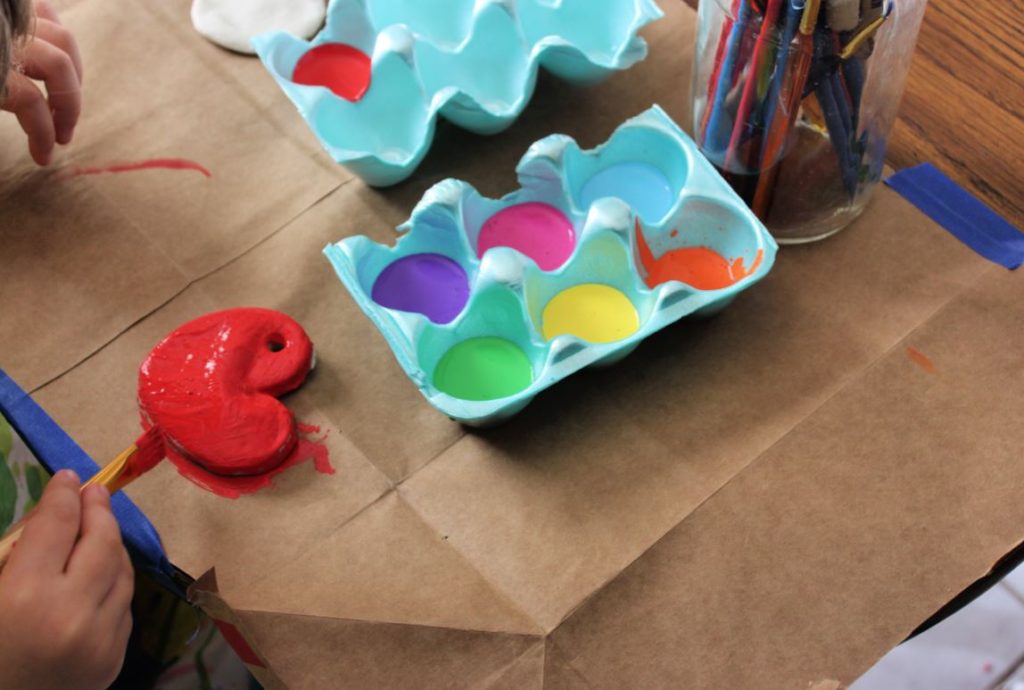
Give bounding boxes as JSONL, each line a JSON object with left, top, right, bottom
{"left": 906, "top": 347, "right": 938, "bottom": 375}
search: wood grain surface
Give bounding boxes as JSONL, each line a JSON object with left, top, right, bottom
{"left": 683, "top": 0, "right": 1024, "bottom": 227}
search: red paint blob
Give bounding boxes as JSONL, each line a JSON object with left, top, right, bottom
{"left": 635, "top": 219, "right": 762, "bottom": 291}
{"left": 292, "top": 43, "right": 372, "bottom": 101}
{"left": 138, "top": 308, "right": 329, "bottom": 497}
{"left": 71, "top": 158, "right": 212, "bottom": 178}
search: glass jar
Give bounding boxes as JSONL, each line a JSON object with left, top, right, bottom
{"left": 692, "top": 0, "right": 928, "bottom": 243}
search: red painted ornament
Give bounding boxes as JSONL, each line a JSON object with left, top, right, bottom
{"left": 138, "top": 308, "right": 330, "bottom": 497}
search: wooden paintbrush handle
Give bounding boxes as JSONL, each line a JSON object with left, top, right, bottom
{"left": 0, "top": 440, "right": 143, "bottom": 573}
{"left": 0, "top": 523, "right": 26, "bottom": 570}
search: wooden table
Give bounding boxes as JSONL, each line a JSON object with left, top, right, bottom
{"left": 683, "top": 0, "right": 1024, "bottom": 227}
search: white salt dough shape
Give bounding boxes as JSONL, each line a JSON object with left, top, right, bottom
{"left": 191, "top": 0, "right": 326, "bottom": 55}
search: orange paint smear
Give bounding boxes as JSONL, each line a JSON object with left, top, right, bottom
{"left": 70, "top": 158, "right": 212, "bottom": 178}
{"left": 635, "top": 219, "right": 763, "bottom": 291}
{"left": 166, "top": 423, "right": 334, "bottom": 500}
{"left": 906, "top": 347, "right": 937, "bottom": 375}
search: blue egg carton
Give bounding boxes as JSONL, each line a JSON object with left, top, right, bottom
{"left": 253, "top": 0, "right": 663, "bottom": 186}
{"left": 324, "top": 106, "right": 778, "bottom": 425}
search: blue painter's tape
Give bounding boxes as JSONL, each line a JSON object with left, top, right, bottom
{"left": 0, "top": 368, "right": 182, "bottom": 596}
{"left": 886, "top": 163, "right": 1024, "bottom": 270}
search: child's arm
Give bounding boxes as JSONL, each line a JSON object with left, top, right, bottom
{"left": 0, "top": 470, "right": 133, "bottom": 690}
{"left": 1, "top": 0, "right": 83, "bottom": 165}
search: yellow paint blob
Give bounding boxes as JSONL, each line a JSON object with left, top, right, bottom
{"left": 541, "top": 284, "right": 640, "bottom": 344}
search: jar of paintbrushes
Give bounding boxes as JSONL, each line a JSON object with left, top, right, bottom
{"left": 693, "top": 0, "right": 928, "bottom": 243}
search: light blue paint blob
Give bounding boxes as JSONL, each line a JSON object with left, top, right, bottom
{"left": 578, "top": 162, "right": 675, "bottom": 224}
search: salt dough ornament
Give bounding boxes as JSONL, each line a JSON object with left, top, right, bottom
{"left": 138, "top": 308, "right": 315, "bottom": 483}
{"left": 191, "top": 0, "right": 326, "bottom": 55}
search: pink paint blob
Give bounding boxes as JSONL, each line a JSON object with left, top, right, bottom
{"left": 477, "top": 202, "right": 576, "bottom": 271}
{"left": 70, "top": 158, "right": 212, "bottom": 178}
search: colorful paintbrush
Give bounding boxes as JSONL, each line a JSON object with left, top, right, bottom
{"left": 756, "top": 0, "right": 807, "bottom": 169}
{"left": 699, "top": 0, "right": 896, "bottom": 218}
{"left": 0, "top": 427, "right": 165, "bottom": 571}
{"left": 724, "top": 0, "right": 785, "bottom": 171}
{"left": 702, "top": 0, "right": 754, "bottom": 156}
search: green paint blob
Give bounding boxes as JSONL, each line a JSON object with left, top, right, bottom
{"left": 0, "top": 418, "right": 11, "bottom": 460}
{"left": 26, "top": 464, "right": 46, "bottom": 503}
{"left": 0, "top": 457, "right": 16, "bottom": 535}
{"left": 434, "top": 337, "right": 533, "bottom": 402}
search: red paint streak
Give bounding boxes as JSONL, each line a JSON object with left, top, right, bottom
{"left": 292, "top": 43, "right": 371, "bottom": 101}
{"left": 212, "top": 620, "right": 264, "bottom": 667}
{"left": 138, "top": 308, "right": 319, "bottom": 497}
{"left": 71, "top": 158, "right": 212, "bottom": 178}
{"left": 982, "top": 661, "right": 993, "bottom": 674}
{"left": 635, "top": 219, "right": 763, "bottom": 291}
{"left": 670, "top": 229, "right": 679, "bottom": 238}
{"left": 906, "top": 347, "right": 937, "bottom": 375}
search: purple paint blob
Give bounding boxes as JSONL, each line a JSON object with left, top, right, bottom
{"left": 371, "top": 254, "right": 470, "bottom": 324}
{"left": 477, "top": 202, "right": 576, "bottom": 271}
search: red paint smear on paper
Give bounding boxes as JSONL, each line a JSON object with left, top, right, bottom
{"left": 635, "top": 219, "right": 763, "bottom": 291}
{"left": 212, "top": 620, "right": 264, "bottom": 667}
{"left": 906, "top": 347, "right": 938, "bottom": 375}
{"left": 292, "top": 43, "right": 372, "bottom": 101}
{"left": 138, "top": 308, "right": 333, "bottom": 499}
{"left": 70, "top": 158, "right": 212, "bottom": 178}
{"left": 163, "top": 431, "right": 334, "bottom": 500}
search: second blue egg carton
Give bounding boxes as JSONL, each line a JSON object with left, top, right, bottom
{"left": 253, "top": 0, "right": 663, "bottom": 186}
{"left": 325, "top": 106, "right": 778, "bottom": 425}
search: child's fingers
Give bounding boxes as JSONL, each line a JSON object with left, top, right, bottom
{"left": 33, "top": 0, "right": 62, "bottom": 25}
{"left": 109, "top": 607, "right": 133, "bottom": 679}
{"left": 5, "top": 470, "right": 81, "bottom": 576}
{"left": 66, "top": 485, "right": 125, "bottom": 601}
{"left": 0, "top": 72, "right": 57, "bottom": 165}
{"left": 97, "top": 554, "right": 133, "bottom": 680}
{"left": 33, "top": 18, "right": 83, "bottom": 83}
{"left": 100, "top": 550, "right": 134, "bottom": 619}
{"left": 17, "top": 38, "right": 82, "bottom": 145}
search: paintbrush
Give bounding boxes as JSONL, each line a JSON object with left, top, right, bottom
{"left": 0, "top": 427, "right": 165, "bottom": 571}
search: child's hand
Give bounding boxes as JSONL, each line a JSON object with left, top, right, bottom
{"left": 1, "top": 0, "right": 83, "bottom": 166}
{"left": 0, "top": 470, "right": 134, "bottom": 690}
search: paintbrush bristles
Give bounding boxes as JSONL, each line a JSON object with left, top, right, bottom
{"left": 129, "top": 427, "right": 165, "bottom": 475}
{"left": 83, "top": 444, "right": 138, "bottom": 491}
{"left": 82, "top": 427, "right": 165, "bottom": 494}
{"left": 101, "top": 427, "right": 165, "bottom": 495}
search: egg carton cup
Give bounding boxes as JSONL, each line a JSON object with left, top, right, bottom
{"left": 325, "top": 106, "right": 778, "bottom": 425}
{"left": 253, "top": 0, "right": 663, "bottom": 186}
